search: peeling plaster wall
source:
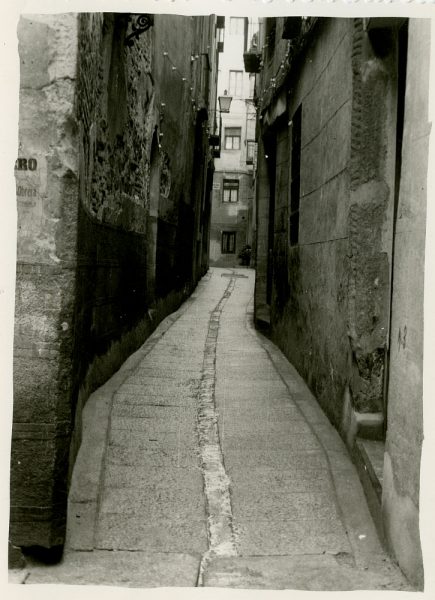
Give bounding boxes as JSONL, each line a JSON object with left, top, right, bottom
{"left": 11, "top": 14, "right": 80, "bottom": 549}
{"left": 11, "top": 13, "right": 217, "bottom": 552}
{"left": 382, "top": 19, "right": 429, "bottom": 589}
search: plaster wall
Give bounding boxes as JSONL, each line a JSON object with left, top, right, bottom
{"left": 209, "top": 171, "right": 252, "bottom": 266}
{"left": 12, "top": 14, "right": 80, "bottom": 548}
{"left": 382, "top": 19, "right": 429, "bottom": 589}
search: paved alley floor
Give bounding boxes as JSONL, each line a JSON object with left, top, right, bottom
{"left": 10, "top": 268, "right": 410, "bottom": 590}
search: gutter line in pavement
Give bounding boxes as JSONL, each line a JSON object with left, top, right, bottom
{"left": 196, "top": 276, "right": 239, "bottom": 586}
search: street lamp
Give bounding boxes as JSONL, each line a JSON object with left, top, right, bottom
{"left": 218, "top": 90, "right": 233, "bottom": 114}
{"left": 210, "top": 91, "right": 233, "bottom": 157}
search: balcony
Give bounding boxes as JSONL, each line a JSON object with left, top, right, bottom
{"left": 209, "top": 134, "right": 220, "bottom": 158}
{"left": 243, "top": 51, "right": 261, "bottom": 74}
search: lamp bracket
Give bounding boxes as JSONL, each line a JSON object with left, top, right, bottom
{"left": 125, "top": 14, "right": 154, "bottom": 47}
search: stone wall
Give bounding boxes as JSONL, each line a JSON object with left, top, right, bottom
{"left": 346, "top": 19, "right": 398, "bottom": 421}
{"left": 11, "top": 12, "right": 217, "bottom": 554}
{"left": 254, "top": 135, "right": 271, "bottom": 322}
{"left": 257, "top": 18, "right": 400, "bottom": 430}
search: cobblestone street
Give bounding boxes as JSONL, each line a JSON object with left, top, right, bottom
{"left": 10, "top": 268, "right": 409, "bottom": 590}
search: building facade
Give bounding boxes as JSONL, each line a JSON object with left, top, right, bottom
{"left": 11, "top": 12, "right": 219, "bottom": 558}
{"left": 209, "top": 17, "right": 258, "bottom": 268}
{"left": 249, "top": 17, "right": 429, "bottom": 588}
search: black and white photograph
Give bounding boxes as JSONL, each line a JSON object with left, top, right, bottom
{"left": 3, "top": 0, "right": 435, "bottom": 595}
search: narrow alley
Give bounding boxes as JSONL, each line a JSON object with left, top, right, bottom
{"left": 12, "top": 269, "right": 408, "bottom": 589}
{"left": 9, "top": 11, "right": 430, "bottom": 592}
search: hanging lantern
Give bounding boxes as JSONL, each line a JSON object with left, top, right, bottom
{"left": 218, "top": 90, "right": 232, "bottom": 114}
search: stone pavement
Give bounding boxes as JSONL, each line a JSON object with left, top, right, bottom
{"left": 9, "top": 268, "right": 410, "bottom": 590}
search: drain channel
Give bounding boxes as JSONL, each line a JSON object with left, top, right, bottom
{"left": 196, "top": 276, "right": 238, "bottom": 585}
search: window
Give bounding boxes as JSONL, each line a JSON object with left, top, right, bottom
{"left": 229, "top": 70, "right": 243, "bottom": 97}
{"left": 224, "top": 127, "right": 241, "bottom": 150}
{"left": 246, "top": 140, "right": 256, "bottom": 165}
{"left": 222, "top": 231, "right": 236, "bottom": 254}
{"left": 230, "top": 17, "right": 245, "bottom": 35}
{"left": 223, "top": 179, "right": 239, "bottom": 202}
{"left": 290, "top": 105, "right": 302, "bottom": 246}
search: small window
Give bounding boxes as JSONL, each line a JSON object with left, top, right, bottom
{"left": 224, "top": 127, "right": 241, "bottom": 150}
{"left": 223, "top": 179, "right": 239, "bottom": 202}
{"left": 229, "top": 17, "right": 245, "bottom": 35}
{"left": 222, "top": 231, "right": 236, "bottom": 254}
{"left": 229, "top": 70, "right": 243, "bottom": 97}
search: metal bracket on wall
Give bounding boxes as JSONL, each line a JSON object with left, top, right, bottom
{"left": 125, "top": 14, "right": 154, "bottom": 47}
